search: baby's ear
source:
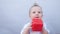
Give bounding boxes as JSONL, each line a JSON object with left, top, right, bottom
{"left": 29, "top": 14, "right": 31, "bottom": 17}
{"left": 29, "top": 12, "right": 31, "bottom": 17}
{"left": 42, "top": 14, "right": 43, "bottom": 17}
{"left": 41, "top": 13, "right": 43, "bottom": 17}
{"left": 29, "top": 14, "right": 30, "bottom": 17}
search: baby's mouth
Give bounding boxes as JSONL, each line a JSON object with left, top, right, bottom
{"left": 35, "top": 17, "right": 39, "bottom": 18}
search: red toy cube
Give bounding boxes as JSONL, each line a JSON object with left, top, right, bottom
{"left": 31, "top": 18, "right": 43, "bottom": 31}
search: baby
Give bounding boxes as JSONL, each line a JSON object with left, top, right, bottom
{"left": 21, "top": 4, "right": 49, "bottom": 34}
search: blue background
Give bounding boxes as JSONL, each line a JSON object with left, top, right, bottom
{"left": 0, "top": 0, "right": 60, "bottom": 34}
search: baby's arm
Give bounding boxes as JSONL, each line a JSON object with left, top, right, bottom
{"left": 42, "top": 28, "right": 48, "bottom": 34}
{"left": 42, "top": 23, "right": 49, "bottom": 34}
{"left": 21, "top": 23, "right": 31, "bottom": 34}
{"left": 21, "top": 26, "right": 30, "bottom": 34}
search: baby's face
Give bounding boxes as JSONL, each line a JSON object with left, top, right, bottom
{"left": 30, "top": 6, "right": 43, "bottom": 19}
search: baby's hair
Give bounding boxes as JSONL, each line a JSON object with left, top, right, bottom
{"left": 31, "top": 3, "right": 40, "bottom": 8}
{"left": 29, "top": 3, "right": 42, "bottom": 16}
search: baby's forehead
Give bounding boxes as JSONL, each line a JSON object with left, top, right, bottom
{"left": 31, "top": 6, "right": 42, "bottom": 11}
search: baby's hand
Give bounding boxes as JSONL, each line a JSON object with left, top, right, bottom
{"left": 26, "top": 23, "right": 32, "bottom": 30}
{"left": 22, "top": 23, "right": 32, "bottom": 34}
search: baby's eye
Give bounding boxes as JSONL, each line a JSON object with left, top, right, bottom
{"left": 33, "top": 11, "right": 36, "bottom": 14}
{"left": 38, "top": 11, "right": 41, "bottom": 13}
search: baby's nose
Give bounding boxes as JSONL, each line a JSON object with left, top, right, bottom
{"left": 36, "top": 12, "right": 38, "bottom": 15}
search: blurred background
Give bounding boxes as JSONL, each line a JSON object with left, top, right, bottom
{"left": 0, "top": 0, "right": 60, "bottom": 34}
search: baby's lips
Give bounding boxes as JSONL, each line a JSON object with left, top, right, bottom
{"left": 35, "top": 17, "right": 39, "bottom": 18}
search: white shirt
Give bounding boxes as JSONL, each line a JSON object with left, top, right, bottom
{"left": 21, "top": 22, "right": 50, "bottom": 34}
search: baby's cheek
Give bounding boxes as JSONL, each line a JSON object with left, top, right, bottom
{"left": 32, "top": 14, "right": 35, "bottom": 17}
{"left": 30, "top": 14, "right": 36, "bottom": 19}
{"left": 39, "top": 14, "right": 42, "bottom": 17}
{"left": 31, "top": 16, "right": 34, "bottom": 19}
